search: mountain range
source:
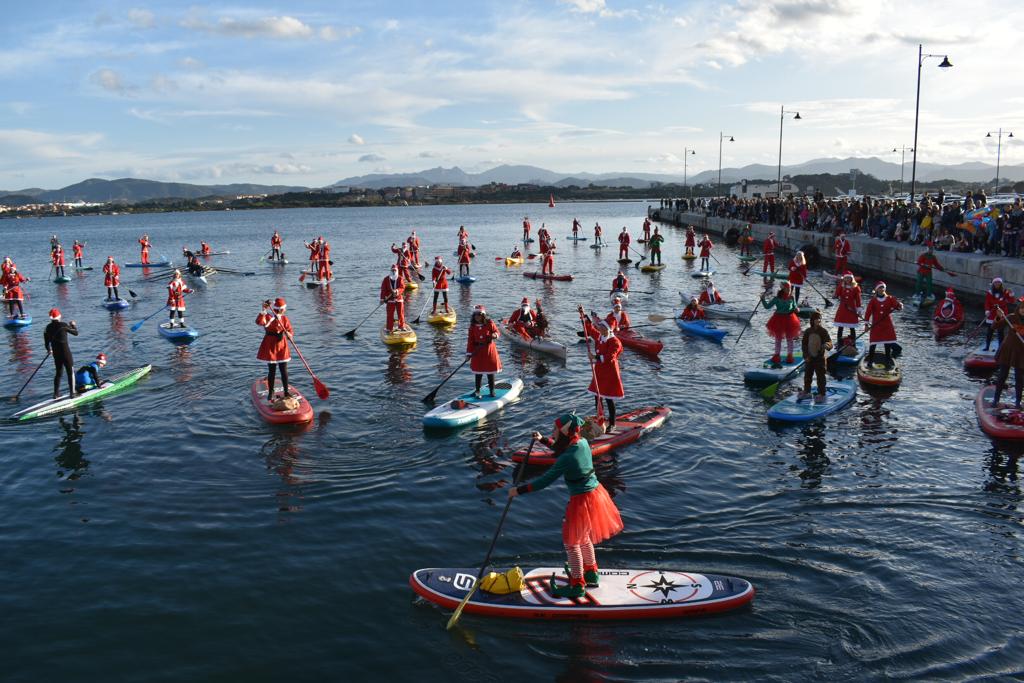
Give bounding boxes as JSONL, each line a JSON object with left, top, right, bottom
{"left": 0, "top": 178, "right": 308, "bottom": 204}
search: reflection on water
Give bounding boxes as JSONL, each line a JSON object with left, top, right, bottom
{"left": 7, "top": 328, "right": 33, "bottom": 367}
{"left": 54, "top": 415, "right": 89, "bottom": 491}
{"left": 795, "top": 422, "right": 830, "bottom": 489}
{"left": 385, "top": 348, "right": 414, "bottom": 386}
{"left": 261, "top": 433, "right": 309, "bottom": 515}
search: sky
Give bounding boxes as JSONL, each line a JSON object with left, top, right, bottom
{"left": 0, "top": 0, "right": 1021, "bottom": 189}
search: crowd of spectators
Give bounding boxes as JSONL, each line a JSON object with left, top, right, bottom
{"left": 656, "top": 191, "right": 1024, "bottom": 257}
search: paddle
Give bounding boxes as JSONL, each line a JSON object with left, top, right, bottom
{"left": 759, "top": 359, "right": 807, "bottom": 400}
{"left": 7, "top": 352, "right": 50, "bottom": 402}
{"left": 578, "top": 322, "right": 661, "bottom": 336}
{"left": 445, "top": 437, "right": 535, "bottom": 631}
{"left": 344, "top": 302, "right": 384, "bottom": 339}
{"left": 423, "top": 356, "right": 470, "bottom": 404}
{"left": 412, "top": 270, "right": 445, "bottom": 325}
{"left": 895, "top": 254, "right": 959, "bottom": 277}
{"left": 645, "top": 314, "right": 674, "bottom": 324}
{"left": 269, "top": 309, "right": 329, "bottom": 400}
{"left": 586, "top": 288, "right": 654, "bottom": 295}
{"left": 259, "top": 249, "right": 272, "bottom": 264}
{"left": 804, "top": 280, "right": 834, "bottom": 308}
{"left": 130, "top": 304, "right": 169, "bottom": 332}
{"left": 630, "top": 245, "right": 647, "bottom": 269}
{"left": 734, "top": 296, "right": 765, "bottom": 345}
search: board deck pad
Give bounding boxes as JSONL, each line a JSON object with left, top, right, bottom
{"left": 423, "top": 378, "right": 524, "bottom": 428}
{"left": 767, "top": 381, "right": 856, "bottom": 422}
{"left": 743, "top": 354, "right": 804, "bottom": 384}
{"left": 411, "top": 567, "right": 754, "bottom": 620}
{"left": 512, "top": 406, "right": 670, "bottom": 465}
{"left": 250, "top": 378, "right": 313, "bottom": 425}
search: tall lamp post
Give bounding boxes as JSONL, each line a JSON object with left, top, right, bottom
{"left": 776, "top": 106, "right": 801, "bottom": 198}
{"left": 718, "top": 132, "right": 734, "bottom": 199}
{"left": 909, "top": 44, "right": 952, "bottom": 202}
{"left": 892, "top": 145, "right": 914, "bottom": 197}
{"left": 985, "top": 129, "right": 1014, "bottom": 194}
{"left": 683, "top": 147, "right": 696, "bottom": 199}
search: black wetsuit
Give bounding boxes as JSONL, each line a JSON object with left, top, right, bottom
{"left": 44, "top": 320, "right": 78, "bottom": 397}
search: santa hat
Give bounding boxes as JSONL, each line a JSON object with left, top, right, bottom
{"left": 945, "top": 288, "right": 955, "bottom": 298}
{"left": 474, "top": 304, "right": 487, "bottom": 315}
{"left": 96, "top": 353, "right": 107, "bottom": 365}
{"left": 521, "top": 297, "right": 529, "bottom": 305}
{"left": 875, "top": 281, "right": 887, "bottom": 290}
{"left": 107, "top": 255, "right": 114, "bottom": 261}
{"left": 780, "top": 280, "right": 791, "bottom": 288}
{"left": 993, "top": 277, "right": 1004, "bottom": 285}
{"left": 49, "top": 308, "right": 61, "bottom": 320}
{"left": 272, "top": 297, "right": 287, "bottom": 312}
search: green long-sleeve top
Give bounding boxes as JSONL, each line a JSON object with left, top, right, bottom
{"left": 517, "top": 439, "right": 598, "bottom": 496}
{"left": 648, "top": 234, "right": 665, "bottom": 251}
{"left": 761, "top": 296, "right": 798, "bottom": 314}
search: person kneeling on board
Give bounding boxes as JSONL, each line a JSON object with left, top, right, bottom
{"left": 509, "top": 412, "right": 623, "bottom": 599}
{"left": 75, "top": 353, "right": 107, "bottom": 393}
{"left": 798, "top": 311, "right": 832, "bottom": 404}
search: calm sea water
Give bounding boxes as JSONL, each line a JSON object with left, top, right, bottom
{"left": 1, "top": 202, "right": 1020, "bottom": 682}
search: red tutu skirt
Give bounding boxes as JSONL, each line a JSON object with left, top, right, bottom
{"left": 562, "top": 484, "right": 623, "bottom": 546}
{"left": 765, "top": 312, "right": 801, "bottom": 340}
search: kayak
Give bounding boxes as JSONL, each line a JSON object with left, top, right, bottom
{"left": 250, "top": 378, "right": 313, "bottom": 425}
{"left": 681, "top": 254, "right": 697, "bottom": 260}
{"left": 675, "top": 316, "right": 727, "bottom": 342}
{"left": 618, "top": 328, "right": 663, "bottom": 356}
{"left": 200, "top": 250, "right": 230, "bottom": 256}
{"left": 680, "top": 294, "right": 748, "bottom": 320}
{"left": 455, "top": 275, "right": 476, "bottom": 285}
{"left": 404, "top": 280, "right": 419, "bottom": 291}
{"left": 832, "top": 341, "right": 863, "bottom": 366}
{"left": 511, "top": 406, "right": 671, "bottom": 466}
{"left": 101, "top": 298, "right": 130, "bottom": 311}
{"left": 125, "top": 261, "right": 170, "bottom": 268}
{"left": 618, "top": 258, "right": 632, "bottom": 265}
{"left": 639, "top": 264, "right": 665, "bottom": 273}
{"left": 767, "top": 381, "right": 856, "bottom": 423}
{"left": 158, "top": 321, "right": 199, "bottom": 342}
{"left": 932, "top": 316, "right": 964, "bottom": 338}
{"left": 610, "top": 290, "right": 628, "bottom": 303}
{"left": 13, "top": 365, "right": 152, "bottom": 421}
{"left": 304, "top": 276, "right": 335, "bottom": 287}
{"left": 523, "top": 272, "right": 573, "bottom": 282}
{"left": 381, "top": 326, "right": 417, "bottom": 346}
{"left": 857, "top": 358, "right": 901, "bottom": 388}
{"left": 504, "top": 326, "right": 567, "bottom": 359}
{"left": 427, "top": 309, "right": 457, "bottom": 326}
{"left": 410, "top": 566, "right": 754, "bottom": 621}
{"left": 743, "top": 354, "right": 804, "bottom": 384}
{"left": 692, "top": 270, "right": 715, "bottom": 279}
{"left": 53, "top": 275, "right": 71, "bottom": 284}
{"left": 422, "top": 378, "right": 524, "bottom": 429}
{"left": 976, "top": 385, "right": 1024, "bottom": 440}
{"left": 3, "top": 315, "right": 32, "bottom": 329}
{"left": 505, "top": 257, "right": 524, "bottom": 266}
{"left": 964, "top": 341, "right": 998, "bottom": 371}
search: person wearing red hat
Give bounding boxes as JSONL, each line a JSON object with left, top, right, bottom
{"left": 833, "top": 232, "right": 852, "bottom": 274}
{"left": 984, "top": 277, "right": 1013, "bottom": 351}
{"left": 51, "top": 242, "right": 66, "bottom": 278}
{"left": 762, "top": 231, "right": 778, "bottom": 273}
{"left": 788, "top": 251, "right": 808, "bottom": 304}
{"left": 456, "top": 238, "right": 472, "bottom": 278}
{"left": 256, "top": 298, "right": 293, "bottom": 400}
{"left": 571, "top": 217, "right": 582, "bottom": 239}
{"left": 270, "top": 231, "right": 283, "bottom": 261}
{"left": 75, "top": 353, "right": 107, "bottom": 392}
{"left": 44, "top": 308, "right": 78, "bottom": 399}
{"left": 318, "top": 238, "right": 333, "bottom": 281}
{"left": 467, "top": 305, "right": 501, "bottom": 398}
{"left": 541, "top": 238, "right": 557, "bottom": 275}
{"left": 698, "top": 233, "right": 714, "bottom": 271}
{"left": 103, "top": 256, "right": 121, "bottom": 301}
{"left": 581, "top": 307, "right": 624, "bottom": 430}
{"left": 2, "top": 255, "right": 16, "bottom": 278}
{"left": 698, "top": 280, "right": 725, "bottom": 306}
{"left": 761, "top": 282, "right": 801, "bottom": 366}
{"left": 617, "top": 227, "right": 631, "bottom": 260}
{"left": 934, "top": 288, "right": 963, "bottom": 326}
{"left": 166, "top": 270, "right": 194, "bottom": 328}
{"left": 72, "top": 240, "right": 84, "bottom": 269}
{"left": 3, "top": 265, "right": 30, "bottom": 319}
{"left": 522, "top": 216, "right": 531, "bottom": 242}
{"left": 430, "top": 256, "right": 452, "bottom": 315}
{"left": 380, "top": 265, "right": 407, "bottom": 332}
{"left": 200, "top": 242, "right": 211, "bottom": 256}
{"left": 833, "top": 272, "right": 863, "bottom": 351}
{"left": 642, "top": 216, "right": 652, "bottom": 242}
{"left": 610, "top": 269, "right": 629, "bottom": 296}
{"left": 508, "top": 297, "right": 538, "bottom": 340}
{"left": 304, "top": 237, "right": 320, "bottom": 277}
{"left": 684, "top": 225, "right": 696, "bottom": 257}
{"left": 991, "top": 297, "right": 1024, "bottom": 408}
{"left": 407, "top": 231, "right": 420, "bottom": 266}
{"left": 606, "top": 297, "right": 631, "bottom": 331}
{"left": 863, "top": 282, "right": 903, "bottom": 369}
{"left": 138, "top": 234, "right": 151, "bottom": 265}
{"left": 457, "top": 225, "right": 470, "bottom": 243}
{"left": 914, "top": 242, "right": 945, "bottom": 299}
{"left": 679, "top": 296, "right": 705, "bottom": 321}
{"left": 538, "top": 224, "right": 550, "bottom": 256}
{"left": 593, "top": 222, "right": 603, "bottom": 247}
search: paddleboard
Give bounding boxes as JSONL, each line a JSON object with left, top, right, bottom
{"left": 74, "top": 266, "right": 94, "bottom": 271}
{"left": 796, "top": 303, "right": 816, "bottom": 319}
{"left": 381, "top": 326, "right": 417, "bottom": 346}
{"left": 125, "top": 261, "right": 170, "bottom": 268}
{"left": 964, "top": 341, "right": 998, "bottom": 371}
{"left": 423, "top": 378, "right": 524, "bottom": 428}
{"left": 743, "top": 354, "right": 804, "bottom": 384}
{"left": 692, "top": 270, "right": 715, "bottom": 279}
{"left": 523, "top": 272, "right": 573, "bottom": 282}
{"left": 911, "top": 293, "right": 936, "bottom": 308}
{"left": 405, "top": 280, "right": 419, "bottom": 291}
{"left": 523, "top": 238, "right": 535, "bottom": 243}
{"left": 101, "top": 298, "right": 130, "bottom": 311}
{"left": 674, "top": 315, "right": 727, "bottom": 342}
{"left": 410, "top": 566, "right": 754, "bottom": 621}
{"left": 749, "top": 271, "right": 782, "bottom": 279}
{"left": 857, "top": 358, "right": 901, "bottom": 388}
{"left": 738, "top": 255, "right": 757, "bottom": 262}
{"left": 640, "top": 264, "right": 666, "bottom": 273}
{"left": 250, "top": 378, "right": 313, "bottom": 425}
{"left": 455, "top": 275, "right": 476, "bottom": 285}
{"left": 304, "top": 276, "right": 335, "bottom": 288}
{"left": 767, "top": 380, "right": 856, "bottom": 423}
{"left": 681, "top": 254, "right": 697, "bottom": 260}
{"left": 590, "top": 243, "right": 603, "bottom": 250}
{"left": 268, "top": 258, "right": 289, "bottom": 265}
{"left": 504, "top": 326, "right": 567, "bottom": 360}
{"left": 201, "top": 250, "right": 230, "bottom": 256}
{"left": 567, "top": 236, "right": 588, "bottom": 241}
{"left": 13, "top": 365, "right": 152, "bottom": 421}
{"left": 158, "top": 321, "right": 199, "bottom": 342}
{"left": 427, "top": 309, "right": 457, "bottom": 326}
{"left": 53, "top": 275, "right": 71, "bottom": 284}
{"left": 618, "top": 258, "right": 632, "bottom": 265}
{"left": 505, "top": 257, "right": 524, "bottom": 266}
{"left": 3, "top": 315, "right": 32, "bottom": 329}
{"left": 976, "top": 385, "right": 1024, "bottom": 440}
{"left": 512, "top": 406, "right": 671, "bottom": 465}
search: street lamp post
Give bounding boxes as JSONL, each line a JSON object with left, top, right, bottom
{"left": 683, "top": 147, "right": 695, "bottom": 199}
{"left": 892, "top": 145, "right": 914, "bottom": 197}
{"left": 718, "top": 132, "right": 734, "bottom": 199}
{"left": 985, "top": 129, "right": 1014, "bottom": 194}
{"left": 777, "top": 106, "right": 801, "bottom": 198}
{"left": 909, "top": 43, "right": 952, "bottom": 203}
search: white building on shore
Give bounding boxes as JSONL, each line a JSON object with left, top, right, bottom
{"left": 728, "top": 180, "right": 800, "bottom": 199}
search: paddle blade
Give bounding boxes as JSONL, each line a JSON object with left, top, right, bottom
{"left": 127, "top": 289, "right": 137, "bottom": 299}
{"left": 760, "top": 381, "right": 780, "bottom": 399}
{"left": 446, "top": 582, "right": 479, "bottom": 630}
{"left": 422, "top": 389, "right": 438, "bottom": 404}
{"left": 130, "top": 320, "right": 145, "bottom": 332}
{"left": 344, "top": 330, "right": 356, "bottom": 339}
{"left": 298, "top": 272, "right": 306, "bottom": 282}
{"left": 647, "top": 314, "right": 670, "bottom": 323}
{"left": 313, "top": 378, "right": 330, "bottom": 400}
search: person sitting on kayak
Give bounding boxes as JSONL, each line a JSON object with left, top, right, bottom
{"left": 381, "top": 266, "right": 407, "bottom": 332}
{"left": 271, "top": 231, "right": 283, "bottom": 261}
{"left": 3, "top": 265, "right": 29, "bottom": 319}
{"left": 610, "top": 270, "right": 629, "bottom": 295}
{"left": 762, "top": 281, "right": 801, "bottom": 367}
{"left": 684, "top": 226, "right": 696, "bottom": 256}
{"left": 138, "top": 234, "right": 152, "bottom": 265}
{"left": 739, "top": 224, "right": 753, "bottom": 257}
{"left": 431, "top": 256, "right": 452, "bottom": 315}
{"left": 607, "top": 298, "right": 631, "bottom": 331}
{"left": 582, "top": 308, "right": 624, "bottom": 431}
{"left": 200, "top": 242, "right": 211, "bottom": 256}
{"left": 648, "top": 227, "right": 665, "bottom": 265}
{"left": 44, "top": 308, "right": 78, "bottom": 399}
{"left": 593, "top": 222, "right": 603, "bottom": 246}
{"left": 510, "top": 246, "right": 522, "bottom": 260}
{"left": 833, "top": 272, "right": 863, "bottom": 353}
{"left": 457, "top": 240, "right": 473, "bottom": 278}
{"left": 51, "top": 242, "right": 66, "bottom": 278}
{"left": 990, "top": 298, "right": 1024, "bottom": 408}
{"left": 103, "top": 256, "right": 121, "bottom": 301}
{"left": 533, "top": 299, "right": 550, "bottom": 338}
{"left": 184, "top": 250, "right": 204, "bottom": 277}
{"left": 762, "top": 231, "right": 777, "bottom": 273}
{"left": 788, "top": 251, "right": 808, "bottom": 304}
{"left": 698, "top": 234, "right": 714, "bottom": 272}
{"left": 467, "top": 305, "right": 501, "bottom": 399}
{"left": 541, "top": 240, "right": 556, "bottom": 276}
{"left": 934, "top": 288, "right": 963, "bottom": 323}
{"left": 522, "top": 216, "right": 531, "bottom": 242}
{"left": 166, "top": 270, "right": 194, "bottom": 328}
{"left": 798, "top": 310, "right": 832, "bottom": 404}
{"left": 509, "top": 412, "right": 623, "bottom": 599}
{"left": 984, "top": 278, "right": 1012, "bottom": 351}
{"left": 863, "top": 282, "right": 902, "bottom": 369}
{"left": 75, "top": 353, "right": 107, "bottom": 392}
{"left": 698, "top": 281, "right": 724, "bottom": 306}
{"left": 617, "top": 227, "right": 631, "bottom": 260}
{"left": 508, "top": 297, "right": 538, "bottom": 340}
{"left": 679, "top": 297, "right": 705, "bottom": 321}
{"left": 256, "top": 298, "right": 293, "bottom": 401}
{"left": 914, "top": 242, "right": 945, "bottom": 299}
{"left": 72, "top": 241, "right": 84, "bottom": 269}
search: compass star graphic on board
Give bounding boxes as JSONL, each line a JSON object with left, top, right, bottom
{"left": 642, "top": 575, "right": 680, "bottom": 598}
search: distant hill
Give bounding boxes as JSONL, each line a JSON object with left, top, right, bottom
{"left": 0, "top": 178, "right": 309, "bottom": 204}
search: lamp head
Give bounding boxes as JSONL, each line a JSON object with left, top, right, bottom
{"left": 794, "top": 112, "right": 802, "bottom": 120}
{"left": 938, "top": 56, "right": 952, "bottom": 68}
{"left": 1010, "top": 132, "right": 1015, "bottom": 139}
{"left": 986, "top": 132, "right": 992, "bottom": 138}
{"left": 728, "top": 136, "right": 735, "bottom": 142}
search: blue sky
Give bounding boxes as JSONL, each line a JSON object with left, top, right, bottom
{"left": 0, "top": 0, "right": 1020, "bottom": 188}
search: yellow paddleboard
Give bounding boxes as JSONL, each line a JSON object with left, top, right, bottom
{"left": 381, "top": 326, "right": 418, "bottom": 346}
{"left": 505, "top": 257, "right": 524, "bottom": 266}
{"left": 405, "top": 281, "right": 419, "bottom": 291}
{"left": 427, "top": 309, "right": 457, "bottom": 326}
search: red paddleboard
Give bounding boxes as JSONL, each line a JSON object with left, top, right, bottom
{"left": 964, "top": 342, "right": 998, "bottom": 371}
{"left": 617, "top": 328, "right": 663, "bottom": 356}
{"left": 512, "top": 406, "right": 671, "bottom": 466}
{"left": 251, "top": 379, "right": 313, "bottom": 424}
{"left": 976, "top": 385, "right": 1024, "bottom": 440}
{"left": 523, "top": 271, "right": 573, "bottom": 282}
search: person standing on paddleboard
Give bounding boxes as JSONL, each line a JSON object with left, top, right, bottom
{"left": 407, "top": 231, "right": 420, "bottom": 267}
{"left": 762, "top": 231, "right": 778, "bottom": 273}
{"left": 381, "top": 266, "right": 407, "bottom": 332}
{"left": 593, "top": 222, "right": 603, "bottom": 246}
{"left": 3, "top": 265, "right": 29, "bottom": 319}
{"left": 740, "top": 224, "right": 753, "bottom": 257}
{"left": 522, "top": 217, "right": 531, "bottom": 242}
{"left": 256, "top": 298, "right": 293, "bottom": 401}
{"left": 914, "top": 242, "right": 945, "bottom": 299}
{"left": 541, "top": 239, "right": 556, "bottom": 276}
{"left": 304, "top": 237, "right": 320, "bottom": 276}
{"left": 508, "top": 412, "right": 623, "bottom": 599}
{"left": 75, "top": 353, "right": 107, "bottom": 392}
{"left": 684, "top": 226, "right": 696, "bottom": 257}
{"left": 863, "top": 282, "right": 903, "bottom": 369}
{"left": 456, "top": 239, "right": 472, "bottom": 278}
{"left": 166, "top": 270, "right": 194, "bottom": 328}
{"left": 72, "top": 241, "right": 84, "bottom": 269}
{"left": 538, "top": 224, "right": 550, "bottom": 252}
{"left": 833, "top": 232, "right": 852, "bottom": 274}
{"left": 572, "top": 217, "right": 581, "bottom": 239}
{"left": 44, "top": 308, "right": 78, "bottom": 399}
{"left": 138, "top": 234, "right": 152, "bottom": 265}
{"left": 1, "top": 256, "right": 16, "bottom": 279}
{"left": 788, "top": 251, "right": 808, "bottom": 304}
{"left": 103, "top": 256, "right": 121, "bottom": 302}
{"left": 617, "top": 227, "right": 631, "bottom": 260}
{"left": 318, "top": 238, "right": 333, "bottom": 281}
{"left": 698, "top": 233, "right": 714, "bottom": 272}
{"left": 610, "top": 269, "right": 629, "bottom": 296}
{"left": 642, "top": 216, "right": 652, "bottom": 242}
{"left": 833, "top": 272, "right": 863, "bottom": 352}
{"left": 607, "top": 298, "right": 631, "bottom": 331}
{"left": 270, "top": 231, "right": 283, "bottom": 261}
{"left": 51, "top": 242, "right": 66, "bottom": 279}
{"left": 798, "top": 311, "right": 832, "bottom": 404}
{"left": 984, "top": 278, "right": 1012, "bottom": 351}
{"left": 431, "top": 257, "right": 452, "bottom": 315}
{"left": 990, "top": 298, "right": 1024, "bottom": 408}
{"left": 467, "top": 305, "right": 501, "bottom": 399}
{"left": 648, "top": 227, "right": 665, "bottom": 265}
{"left": 582, "top": 308, "right": 624, "bottom": 431}
{"left": 762, "top": 281, "right": 801, "bottom": 367}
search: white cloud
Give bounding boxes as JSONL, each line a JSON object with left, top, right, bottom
{"left": 561, "top": 0, "right": 607, "bottom": 12}
{"left": 127, "top": 8, "right": 156, "bottom": 29}
{"left": 178, "top": 56, "right": 203, "bottom": 69}
{"left": 348, "top": 134, "right": 365, "bottom": 145}
{"left": 90, "top": 68, "right": 132, "bottom": 94}
{"left": 182, "top": 14, "right": 315, "bottom": 39}
{"left": 358, "top": 153, "right": 385, "bottom": 162}
{"left": 0, "top": 128, "right": 103, "bottom": 160}
{"left": 419, "top": 151, "right": 442, "bottom": 158}
{"left": 382, "top": 19, "right": 399, "bottom": 31}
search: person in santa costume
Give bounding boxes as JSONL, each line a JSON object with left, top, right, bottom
{"left": 833, "top": 232, "right": 852, "bottom": 274}
{"left": 407, "top": 231, "right": 421, "bottom": 266}
{"left": 72, "top": 240, "right": 84, "bottom": 269}
{"left": 833, "top": 271, "right": 863, "bottom": 350}
{"left": 541, "top": 239, "right": 557, "bottom": 275}
{"left": 166, "top": 270, "right": 194, "bottom": 328}
{"left": 862, "top": 282, "right": 903, "bottom": 368}
{"left": 538, "top": 224, "right": 550, "bottom": 255}
{"left": 317, "top": 238, "right": 333, "bottom": 280}
{"left": 509, "top": 411, "right": 623, "bottom": 599}
{"left": 51, "top": 242, "right": 66, "bottom": 278}
{"left": 698, "top": 280, "right": 724, "bottom": 306}
{"left": 684, "top": 226, "right": 696, "bottom": 256}
{"left": 593, "top": 222, "right": 603, "bottom": 246}
{"left": 642, "top": 216, "right": 652, "bottom": 242}
{"left": 1, "top": 256, "right": 16, "bottom": 278}
{"left": 200, "top": 242, "right": 211, "bottom": 256}
{"left": 522, "top": 216, "right": 532, "bottom": 242}
{"left": 138, "top": 234, "right": 152, "bottom": 265}
{"left": 510, "top": 245, "right": 522, "bottom": 260}
{"left": 391, "top": 241, "right": 418, "bottom": 283}
{"left": 582, "top": 307, "right": 624, "bottom": 431}
{"left": 617, "top": 227, "right": 631, "bottom": 260}
{"left": 610, "top": 269, "right": 629, "bottom": 295}
{"left": 739, "top": 223, "right": 754, "bottom": 257}
{"left": 467, "top": 305, "right": 501, "bottom": 398}
{"left": 270, "top": 231, "right": 283, "bottom": 261}
{"left": 256, "top": 297, "right": 293, "bottom": 400}
{"left": 679, "top": 296, "right": 705, "bottom": 321}
{"left": 304, "top": 237, "right": 321, "bottom": 276}
{"left": 572, "top": 217, "right": 582, "bottom": 238}
{"left": 456, "top": 239, "right": 473, "bottom": 278}
{"left": 762, "top": 231, "right": 778, "bottom": 273}
{"left": 761, "top": 281, "right": 801, "bottom": 367}
{"left": 788, "top": 251, "right": 808, "bottom": 304}
{"left": 3, "top": 265, "right": 29, "bottom": 319}
{"left": 934, "top": 288, "right": 963, "bottom": 324}
{"left": 103, "top": 256, "right": 121, "bottom": 301}
{"left": 430, "top": 256, "right": 452, "bottom": 314}
{"left": 984, "top": 277, "right": 1013, "bottom": 351}
{"left": 606, "top": 297, "right": 631, "bottom": 331}
{"left": 698, "top": 233, "right": 714, "bottom": 271}
{"left": 44, "top": 308, "right": 78, "bottom": 399}
{"left": 380, "top": 265, "right": 407, "bottom": 332}
{"left": 508, "top": 297, "right": 538, "bottom": 339}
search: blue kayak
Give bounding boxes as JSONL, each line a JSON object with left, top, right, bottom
{"left": 125, "top": 261, "right": 170, "bottom": 268}
{"left": 767, "top": 381, "right": 856, "bottom": 423}
{"left": 455, "top": 275, "right": 476, "bottom": 284}
{"left": 3, "top": 315, "right": 32, "bottom": 329}
{"left": 675, "top": 316, "right": 727, "bottom": 342}
{"left": 158, "top": 321, "right": 199, "bottom": 342}
{"left": 102, "top": 298, "right": 130, "bottom": 311}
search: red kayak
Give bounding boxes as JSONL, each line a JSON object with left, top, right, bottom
{"left": 932, "top": 316, "right": 964, "bottom": 339}
{"left": 976, "top": 385, "right": 1024, "bottom": 440}
{"left": 618, "top": 328, "right": 663, "bottom": 356}
{"left": 511, "top": 406, "right": 671, "bottom": 466}
{"left": 251, "top": 379, "right": 314, "bottom": 425}
{"left": 524, "top": 271, "right": 573, "bottom": 282}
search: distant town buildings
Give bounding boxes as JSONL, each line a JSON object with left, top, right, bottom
{"left": 728, "top": 180, "right": 800, "bottom": 199}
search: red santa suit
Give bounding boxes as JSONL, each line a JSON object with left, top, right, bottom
{"left": 985, "top": 285, "right": 1012, "bottom": 324}
{"left": 73, "top": 243, "right": 84, "bottom": 260}
{"left": 306, "top": 241, "right": 320, "bottom": 273}
{"left": 685, "top": 228, "right": 696, "bottom": 253}
{"left": 407, "top": 234, "right": 420, "bottom": 264}
{"left": 467, "top": 318, "right": 502, "bottom": 374}
{"left": 256, "top": 309, "right": 292, "bottom": 362}
{"left": 642, "top": 217, "right": 651, "bottom": 240}
{"left": 788, "top": 258, "right": 807, "bottom": 286}
{"left": 457, "top": 243, "right": 472, "bottom": 266}
{"left": 698, "top": 287, "right": 724, "bottom": 305}
{"left": 52, "top": 246, "right": 65, "bottom": 267}
{"left": 611, "top": 273, "right": 629, "bottom": 293}
{"left": 103, "top": 261, "right": 121, "bottom": 287}
{"left": 318, "top": 241, "right": 332, "bottom": 279}
{"left": 594, "top": 224, "right": 603, "bottom": 241}
{"left": 680, "top": 304, "right": 705, "bottom": 321}
{"left": 3, "top": 271, "right": 28, "bottom": 301}
{"left": 271, "top": 233, "right": 283, "bottom": 248}
{"left": 833, "top": 236, "right": 852, "bottom": 273}
{"left": 542, "top": 243, "right": 556, "bottom": 275}
{"left": 833, "top": 280, "right": 863, "bottom": 329}
{"left": 863, "top": 292, "right": 902, "bottom": 344}
{"left": 618, "top": 230, "right": 631, "bottom": 259}
{"left": 763, "top": 234, "right": 778, "bottom": 272}
{"left": 699, "top": 237, "right": 713, "bottom": 258}
{"left": 584, "top": 319, "right": 624, "bottom": 399}
{"left": 522, "top": 218, "right": 531, "bottom": 240}
{"left": 380, "top": 273, "right": 406, "bottom": 331}
{"left": 934, "top": 292, "right": 963, "bottom": 322}
{"left": 508, "top": 300, "right": 537, "bottom": 339}
{"left": 432, "top": 262, "right": 451, "bottom": 291}
{"left": 606, "top": 308, "right": 631, "bottom": 331}
{"left": 166, "top": 278, "right": 192, "bottom": 311}
{"left": 139, "top": 237, "right": 151, "bottom": 264}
